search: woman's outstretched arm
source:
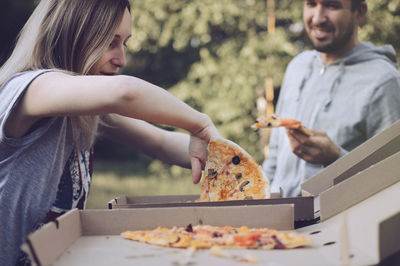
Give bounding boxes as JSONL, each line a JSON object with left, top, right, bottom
{"left": 6, "top": 72, "right": 218, "bottom": 139}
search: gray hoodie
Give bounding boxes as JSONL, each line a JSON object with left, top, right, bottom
{"left": 263, "top": 42, "right": 400, "bottom": 197}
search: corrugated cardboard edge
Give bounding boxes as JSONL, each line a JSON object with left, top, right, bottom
{"left": 21, "top": 209, "right": 82, "bottom": 266}
{"left": 108, "top": 194, "right": 201, "bottom": 209}
{"left": 127, "top": 194, "right": 200, "bottom": 204}
{"left": 319, "top": 152, "right": 400, "bottom": 221}
{"left": 81, "top": 204, "right": 295, "bottom": 236}
{"left": 108, "top": 193, "right": 284, "bottom": 210}
{"left": 108, "top": 195, "right": 128, "bottom": 209}
{"left": 109, "top": 196, "right": 312, "bottom": 223}
{"left": 301, "top": 120, "right": 400, "bottom": 196}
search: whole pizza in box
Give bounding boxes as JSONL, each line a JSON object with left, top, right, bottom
{"left": 121, "top": 224, "right": 312, "bottom": 250}
{"left": 121, "top": 224, "right": 312, "bottom": 263}
{"left": 198, "top": 138, "right": 270, "bottom": 202}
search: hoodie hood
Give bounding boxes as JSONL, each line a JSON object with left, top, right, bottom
{"left": 339, "top": 42, "right": 398, "bottom": 68}
{"left": 295, "top": 41, "right": 399, "bottom": 129}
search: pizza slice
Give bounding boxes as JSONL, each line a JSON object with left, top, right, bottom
{"left": 121, "top": 226, "right": 192, "bottom": 248}
{"left": 198, "top": 138, "right": 270, "bottom": 202}
{"left": 252, "top": 114, "right": 313, "bottom": 136}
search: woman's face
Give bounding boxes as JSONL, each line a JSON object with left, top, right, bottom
{"left": 89, "top": 8, "right": 132, "bottom": 75}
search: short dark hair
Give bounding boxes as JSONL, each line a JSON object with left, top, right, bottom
{"left": 351, "top": 0, "right": 365, "bottom": 11}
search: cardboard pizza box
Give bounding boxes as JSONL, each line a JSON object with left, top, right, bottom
{"left": 296, "top": 179, "right": 400, "bottom": 266}
{"left": 107, "top": 192, "right": 284, "bottom": 209}
{"left": 315, "top": 151, "right": 400, "bottom": 221}
{"left": 108, "top": 193, "right": 315, "bottom": 227}
{"left": 107, "top": 192, "right": 283, "bottom": 208}
{"left": 302, "top": 119, "right": 400, "bottom": 196}
{"left": 21, "top": 204, "right": 295, "bottom": 266}
{"left": 300, "top": 121, "right": 400, "bottom": 222}
{"left": 22, "top": 180, "right": 400, "bottom": 266}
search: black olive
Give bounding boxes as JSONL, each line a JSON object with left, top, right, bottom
{"left": 235, "top": 173, "right": 242, "bottom": 180}
{"left": 267, "top": 122, "right": 272, "bottom": 127}
{"left": 185, "top": 224, "right": 193, "bottom": 232}
{"left": 232, "top": 156, "right": 240, "bottom": 165}
{"left": 212, "top": 231, "right": 223, "bottom": 238}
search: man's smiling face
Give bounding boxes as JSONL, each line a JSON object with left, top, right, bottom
{"left": 303, "top": 0, "right": 358, "bottom": 55}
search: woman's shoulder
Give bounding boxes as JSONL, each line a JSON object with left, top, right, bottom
{"left": 0, "top": 70, "right": 55, "bottom": 118}
{"left": 1, "top": 69, "right": 54, "bottom": 90}
{"left": 10, "top": 69, "right": 56, "bottom": 82}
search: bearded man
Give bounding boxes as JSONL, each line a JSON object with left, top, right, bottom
{"left": 263, "top": 0, "right": 400, "bottom": 197}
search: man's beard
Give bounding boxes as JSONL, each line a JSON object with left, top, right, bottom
{"left": 308, "top": 22, "right": 355, "bottom": 53}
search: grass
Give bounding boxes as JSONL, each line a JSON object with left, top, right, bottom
{"left": 86, "top": 161, "right": 201, "bottom": 209}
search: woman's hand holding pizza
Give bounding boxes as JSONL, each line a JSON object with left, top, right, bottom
{"left": 286, "top": 128, "right": 340, "bottom": 167}
{"left": 189, "top": 116, "right": 221, "bottom": 184}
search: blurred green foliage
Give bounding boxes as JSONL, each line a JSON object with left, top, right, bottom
{"left": 2, "top": 0, "right": 400, "bottom": 178}
{"left": 120, "top": 0, "right": 400, "bottom": 170}
{"left": 359, "top": 0, "right": 400, "bottom": 49}
{"left": 123, "top": 0, "right": 304, "bottom": 164}
{"left": 87, "top": 162, "right": 199, "bottom": 208}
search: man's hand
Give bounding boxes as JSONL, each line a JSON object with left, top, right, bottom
{"left": 286, "top": 128, "right": 340, "bottom": 166}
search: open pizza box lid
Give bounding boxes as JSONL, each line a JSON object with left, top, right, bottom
{"left": 22, "top": 180, "right": 400, "bottom": 265}
{"left": 301, "top": 119, "right": 400, "bottom": 221}
{"left": 108, "top": 193, "right": 315, "bottom": 227}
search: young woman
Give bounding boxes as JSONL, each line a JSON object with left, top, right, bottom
{"left": 0, "top": 1, "right": 220, "bottom": 265}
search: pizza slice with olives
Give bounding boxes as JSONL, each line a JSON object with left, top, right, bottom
{"left": 198, "top": 138, "right": 270, "bottom": 202}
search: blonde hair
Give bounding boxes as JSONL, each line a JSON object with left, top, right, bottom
{"left": 0, "top": 0, "right": 130, "bottom": 148}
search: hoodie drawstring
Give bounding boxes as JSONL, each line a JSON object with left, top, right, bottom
{"left": 296, "top": 54, "right": 316, "bottom": 102}
{"left": 323, "top": 61, "right": 345, "bottom": 111}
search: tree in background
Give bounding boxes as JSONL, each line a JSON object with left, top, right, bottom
{"left": 126, "top": 0, "right": 303, "bottom": 166}
{"left": 359, "top": 0, "right": 400, "bottom": 50}
{"left": 124, "top": 0, "right": 400, "bottom": 177}
{"left": 2, "top": 0, "right": 400, "bottom": 178}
